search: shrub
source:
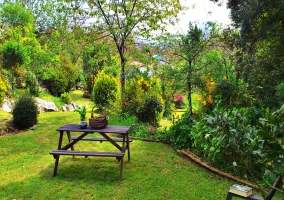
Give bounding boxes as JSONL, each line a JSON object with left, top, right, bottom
{"left": 276, "top": 82, "right": 284, "bottom": 105}
{"left": 0, "top": 76, "right": 7, "bottom": 106}
{"left": 137, "top": 97, "right": 163, "bottom": 126}
{"left": 166, "top": 113, "right": 193, "bottom": 149}
{"left": 124, "top": 75, "right": 164, "bottom": 117}
{"left": 213, "top": 80, "right": 235, "bottom": 107}
{"left": 24, "top": 71, "right": 40, "bottom": 96}
{"left": 60, "top": 92, "right": 72, "bottom": 104}
{"left": 256, "top": 105, "right": 284, "bottom": 178}
{"left": 170, "top": 93, "right": 185, "bottom": 108}
{"left": 197, "top": 107, "right": 261, "bottom": 178}
{"left": 129, "top": 123, "right": 167, "bottom": 141}
{"left": 43, "top": 55, "right": 79, "bottom": 97}
{"left": 92, "top": 72, "right": 119, "bottom": 107}
{"left": 12, "top": 95, "right": 38, "bottom": 129}
{"left": 46, "top": 73, "right": 67, "bottom": 97}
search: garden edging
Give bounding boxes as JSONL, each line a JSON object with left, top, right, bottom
{"left": 180, "top": 150, "right": 259, "bottom": 189}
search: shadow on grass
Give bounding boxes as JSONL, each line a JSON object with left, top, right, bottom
{"left": 0, "top": 157, "right": 127, "bottom": 199}
{"left": 47, "top": 156, "right": 126, "bottom": 183}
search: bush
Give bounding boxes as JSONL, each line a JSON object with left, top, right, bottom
{"left": 12, "top": 96, "right": 38, "bottom": 129}
{"left": 0, "top": 76, "right": 7, "bottom": 106}
{"left": 92, "top": 72, "right": 119, "bottom": 107}
{"left": 276, "top": 82, "right": 284, "bottom": 105}
{"left": 24, "top": 71, "right": 40, "bottom": 96}
{"left": 60, "top": 92, "right": 72, "bottom": 104}
{"left": 137, "top": 97, "right": 163, "bottom": 126}
{"left": 43, "top": 55, "right": 79, "bottom": 97}
{"left": 129, "top": 123, "right": 167, "bottom": 141}
{"left": 193, "top": 107, "right": 261, "bottom": 178}
{"left": 166, "top": 113, "right": 194, "bottom": 149}
{"left": 124, "top": 75, "right": 164, "bottom": 117}
{"left": 213, "top": 80, "right": 235, "bottom": 107}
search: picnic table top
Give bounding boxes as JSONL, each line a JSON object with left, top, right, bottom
{"left": 56, "top": 124, "right": 131, "bottom": 134}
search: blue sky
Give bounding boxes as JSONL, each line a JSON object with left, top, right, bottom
{"left": 168, "top": 0, "right": 231, "bottom": 33}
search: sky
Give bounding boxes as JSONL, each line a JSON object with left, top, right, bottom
{"left": 168, "top": 0, "right": 232, "bottom": 34}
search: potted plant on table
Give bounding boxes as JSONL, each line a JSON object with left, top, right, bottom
{"left": 75, "top": 105, "right": 88, "bottom": 128}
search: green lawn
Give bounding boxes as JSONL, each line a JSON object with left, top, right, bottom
{"left": 0, "top": 122, "right": 233, "bottom": 199}
{"left": 0, "top": 91, "right": 281, "bottom": 199}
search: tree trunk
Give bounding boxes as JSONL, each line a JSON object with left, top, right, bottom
{"left": 118, "top": 42, "right": 126, "bottom": 112}
{"left": 187, "top": 61, "right": 193, "bottom": 116}
{"left": 187, "top": 81, "right": 192, "bottom": 116}
{"left": 120, "top": 56, "right": 126, "bottom": 112}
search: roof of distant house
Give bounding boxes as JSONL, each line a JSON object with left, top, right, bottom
{"left": 153, "top": 55, "right": 163, "bottom": 60}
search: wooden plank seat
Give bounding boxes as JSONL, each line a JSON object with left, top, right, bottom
{"left": 50, "top": 150, "right": 124, "bottom": 160}
{"left": 71, "top": 136, "right": 133, "bottom": 143}
{"left": 50, "top": 150, "right": 125, "bottom": 179}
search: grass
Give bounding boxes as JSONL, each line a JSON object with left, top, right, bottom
{"left": 0, "top": 91, "right": 282, "bottom": 199}
{"left": 0, "top": 120, "right": 234, "bottom": 199}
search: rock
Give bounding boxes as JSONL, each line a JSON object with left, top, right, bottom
{"left": 61, "top": 102, "right": 76, "bottom": 112}
{"left": 0, "top": 98, "right": 14, "bottom": 112}
{"left": 76, "top": 83, "right": 84, "bottom": 90}
{"left": 1, "top": 97, "right": 58, "bottom": 114}
{"left": 34, "top": 97, "right": 58, "bottom": 113}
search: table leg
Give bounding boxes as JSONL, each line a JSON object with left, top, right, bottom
{"left": 126, "top": 133, "right": 130, "bottom": 161}
{"left": 53, "top": 131, "right": 64, "bottom": 177}
{"left": 57, "top": 131, "right": 64, "bottom": 149}
{"left": 119, "top": 156, "right": 124, "bottom": 182}
{"left": 66, "top": 131, "right": 75, "bottom": 158}
{"left": 66, "top": 131, "right": 74, "bottom": 151}
{"left": 53, "top": 155, "right": 60, "bottom": 177}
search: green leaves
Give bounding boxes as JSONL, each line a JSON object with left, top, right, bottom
{"left": 74, "top": 105, "right": 87, "bottom": 116}
{"left": 0, "top": 3, "right": 34, "bottom": 28}
{"left": 92, "top": 72, "right": 119, "bottom": 108}
{"left": 1, "top": 40, "right": 28, "bottom": 69}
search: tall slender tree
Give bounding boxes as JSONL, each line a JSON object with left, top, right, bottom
{"left": 87, "top": 0, "right": 184, "bottom": 111}
{"left": 175, "top": 22, "right": 218, "bottom": 116}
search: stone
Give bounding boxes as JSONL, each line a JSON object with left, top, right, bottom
{"left": 34, "top": 97, "right": 59, "bottom": 113}
{"left": 61, "top": 102, "right": 76, "bottom": 112}
{"left": 0, "top": 98, "right": 14, "bottom": 113}
{"left": 1, "top": 97, "right": 58, "bottom": 114}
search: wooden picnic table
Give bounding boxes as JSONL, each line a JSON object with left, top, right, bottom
{"left": 50, "top": 124, "right": 132, "bottom": 181}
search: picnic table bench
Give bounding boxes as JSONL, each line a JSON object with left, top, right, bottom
{"left": 50, "top": 124, "right": 132, "bottom": 181}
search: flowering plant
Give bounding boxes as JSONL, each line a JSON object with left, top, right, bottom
{"left": 175, "top": 94, "right": 184, "bottom": 102}
{"left": 174, "top": 94, "right": 185, "bottom": 108}
{"left": 75, "top": 105, "right": 87, "bottom": 121}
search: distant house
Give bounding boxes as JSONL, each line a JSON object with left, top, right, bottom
{"left": 129, "top": 55, "right": 168, "bottom": 77}
{"left": 153, "top": 55, "right": 168, "bottom": 66}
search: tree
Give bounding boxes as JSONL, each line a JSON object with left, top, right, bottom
{"left": 0, "top": 2, "right": 34, "bottom": 28}
{"left": 175, "top": 22, "right": 218, "bottom": 116}
{"left": 210, "top": 0, "right": 284, "bottom": 109}
{"left": 82, "top": 41, "right": 111, "bottom": 94}
{"left": 87, "top": 0, "right": 184, "bottom": 111}
{"left": 0, "top": 0, "right": 70, "bottom": 31}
